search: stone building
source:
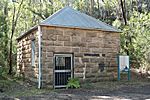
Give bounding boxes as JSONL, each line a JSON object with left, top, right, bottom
{"left": 16, "top": 7, "right": 120, "bottom": 88}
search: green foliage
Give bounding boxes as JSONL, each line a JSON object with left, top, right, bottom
{"left": 0, "top": 67, "right": 8, "bottom": 78}
{"left": 112, "top": 19, "right": 122, "bottom": 28}
{"left": 66, "top": 78, "right": 80, "bottom": 89}
{"left": 0, "top": 0, "right": 149, "bottom": 74}
{"left": 0, "top": 0, "right": 9, "bottom": 69}
{"left": 0, "top": 67, "right": 4, "bottom": 76}
{"left": 118, "top": 11, "right": 150, "bottom": 68}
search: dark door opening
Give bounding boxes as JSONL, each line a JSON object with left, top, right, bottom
{"left": 54, "top": 54, "right": 73, "bottom": 88}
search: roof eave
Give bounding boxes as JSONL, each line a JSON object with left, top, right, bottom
{"left": 16, "top": 25, "right": 38, "bottom": 41}
{"left": 40, "top": 24, "right": 121, "bottom": 33}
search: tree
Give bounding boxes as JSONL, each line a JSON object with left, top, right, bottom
{"left": 0, "top": 0, "right": 9, "bottom": 68}
{"left": 0, "top": 0, "right": 149, "bottom": 75}
{"left": 8, "top": 0, "right": 24, "bottom": 74}
{"left": 120, "top": 0, "right": 127, "bottom": 25}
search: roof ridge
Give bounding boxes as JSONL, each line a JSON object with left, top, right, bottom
{"left": 17, "top": 7, "right": 121, "bottom": 40}
{"left": 77, "top": 10, "right": 121, "bottom": 31}
{"left": 58, "top": 7, "right": 121, "bottom": 32}
{"left": 40, "top": 7, "right": 121, "bottom": 32}
{"left": 40, "top": 7, "right": 69, "bottom": 24}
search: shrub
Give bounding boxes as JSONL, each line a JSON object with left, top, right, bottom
{"left": 66, "top": 78, "right": 80, "bottom": 89}
{"left": 0, "top": 66, "right": 7, "bottom": 78}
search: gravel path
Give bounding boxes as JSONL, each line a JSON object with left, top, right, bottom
{"left": 16, "top": 84, "right": 150, "bottom": 100}
{"left": 1, "top": 81, "right": 150, "bottom": 100}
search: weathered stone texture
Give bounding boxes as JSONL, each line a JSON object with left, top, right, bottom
{"left": 41, "top": 26, "right": 120, "bottom": 83}
{"left": 17, "top": 30, "right": 39, "bottom": 83}
{"left": 17, "top": 26, "right": 120, "bottom": 86}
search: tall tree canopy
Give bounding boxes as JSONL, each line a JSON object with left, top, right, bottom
{"left": 0, "top": 0, "right": 149, "bottom": 74}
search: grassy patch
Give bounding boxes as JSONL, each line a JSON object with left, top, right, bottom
{"left": 81, "top": 82, "right": 95, "bottom": 89}
{"left": 9, "top": 88, "right": 49, "bottom": 97}
{"left": 0, "top": 76, "right": 51, "bottom": 97}
{"left": 0, "top": 78, "right": 16, "bottom": 91}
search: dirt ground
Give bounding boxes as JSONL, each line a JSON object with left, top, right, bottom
{"left": 0, "top": 72, "right": 150, "bottom": 100}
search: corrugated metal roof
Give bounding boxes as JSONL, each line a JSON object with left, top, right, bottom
{"left": 17, "top": 7, "right": 121, "bottom": 40}
{"left": 40, "top": 7, "right": 121, "bottom": 32}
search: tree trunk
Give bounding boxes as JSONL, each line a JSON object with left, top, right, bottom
{"left": 97, "top": 0, "right": 100, "bottom": 19}
{"left": 89, "top": 0, "right": 94, "bottom": 16}
{"left": 3, "top": 2, "right": 9, "bottom": 67}
{"left": 8, "top": 40, "right": 13, "bottom": 74}
{"left": 8, "top": 3, "right": 15, "bottom": 75}
{"left": 120, "top": 0, "right": 127, "bottom": 25}
{"left": 147, "top": 0, "right": 150, "bottom": 12}
{"left": 8, "top": 0, "right": 24, "bottom": 75}
{"left": 137, "top": 0, "right": 142, "bottom": 13}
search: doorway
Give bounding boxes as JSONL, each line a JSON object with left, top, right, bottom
{"left": 54, "top": 54, "right": 73, "bottom": 88}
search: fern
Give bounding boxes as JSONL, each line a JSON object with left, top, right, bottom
{"left": 66, "top": 78, "right": 80, "bottom": 89}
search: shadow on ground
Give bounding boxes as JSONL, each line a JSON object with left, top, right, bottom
{"left": 0, "top": 71, "right": 150, "bottom": 100}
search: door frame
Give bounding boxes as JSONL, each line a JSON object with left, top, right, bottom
{"left": 53, "top": 53, "right": 73, "bottom": 88}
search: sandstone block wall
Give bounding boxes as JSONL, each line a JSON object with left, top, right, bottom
{"left": 41, "top": 26, "right": 120, "bottom": 84}
{"left": 17, "top": 30, "right": 39, "bottom": 82}
{"left": 17, "top": 25, "right": 120, "bottom": 86}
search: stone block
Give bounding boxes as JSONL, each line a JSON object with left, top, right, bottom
{"left": 46, "top": 52, "right": 53, "bottom": 57}
{"left": 91, "top": 48, "right": 102, "bottom": 53}
{"left": 64, "top": 41, "right": 72, "bottom": 46}
{"left": 74, "top": 53, "right": 83, "bottom": 57}
{"left": 72, "top": 42, "right": 86, "bottom": 47}
{"left": 42, "top": 41, "right": 54, "bottom": 46}
{"left": 86, "top": 63, "right": 98, "bottom": 68}
{"left": 80, "top": 47, "right": 90, "bottom": 52}
{"left": 97, "top": 32, "right": 104, "bottom": 37}
{"left": 47, "top": 47, "right": 55, "bottom": 52}
{"left": 74, "top": 73, "right": 83, "bottom": 78}
{"left": 46, "top": 62, "right": 54, "bottom": 68}
{"left": 58, "top": 36, "right": 70, "bottom": 41}
{"left": 72, "top": 47, "right": 80, "bottom": 52}
{"left": 103, "top": 44, "right": 112, "bottom": 48}
{"left": 55, "top": 46, "right": 72, "bottom": 52}
{"left": 88, "top": 42, "right": 99, "bottom": 48}
{"left": 42, "top": 56, "right": 53, "bottom": 63}
{"left": 42, "top": 34, "right": 48, "bottom": 40}
{"left": 81, "top": 58, "right": 90, "bottom": 62}
{"left": 74, "top": 63, "right": 84, "bottom": 68}
{"left": 71, "top": 36, "right": 81, "bottom": 42}
{"left": 25, "top": 54, "right": 30, "bottom": 58}
{"left": 54, "top": 29, "right": 63, "bottom": 35}
{"left": 42, "top": 47, "right": 46, "bottom": 52}
{"left": 90, "top": 67, "right": 99, "bottom": 73}
{"left": 81, "top": 37, "right": 92, "bottom": 42}
{"left": 92, "top": 37, "right": 103, "bottom": 43}
{"left": 111, "top": 33, "right": 119, "bottom": 37}
{"left": 48, "top": 34, "right": 57, "bottom": 41}
{"left": 44, "top": 28, "right": 63, "bottom": 36}
{"left": 65, "top": 30, "right": 85, "bottom": 37}
{"left": 86, "top": 31, "right": 97, "bottom": 37}
{"left": 75, "top": 57, "right": 83, "bottom": 64}
{"left": 42, "top": 52, "right": 46, "bottom": 58}
{"left": 54, "top": 41, "right": 63, "bottom": 46}
{"left": 107, "top": 67, "right": 117, "bottom": 72}
{"left": 103, "top": 48, "right": 113, "bottom": 53}
{"left": 74, "top": 68, "right": 84, "bottom": 73}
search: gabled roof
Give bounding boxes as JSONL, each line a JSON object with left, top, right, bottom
{"left": 40, "top": 7, "right": 120, "bottom": 32}
{"left": 17, "top": 7, "right": 121, "bottom": 40}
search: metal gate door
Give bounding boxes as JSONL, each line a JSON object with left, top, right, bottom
{"left": 54, "top": 54, "right": 73, "bottom": 88}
